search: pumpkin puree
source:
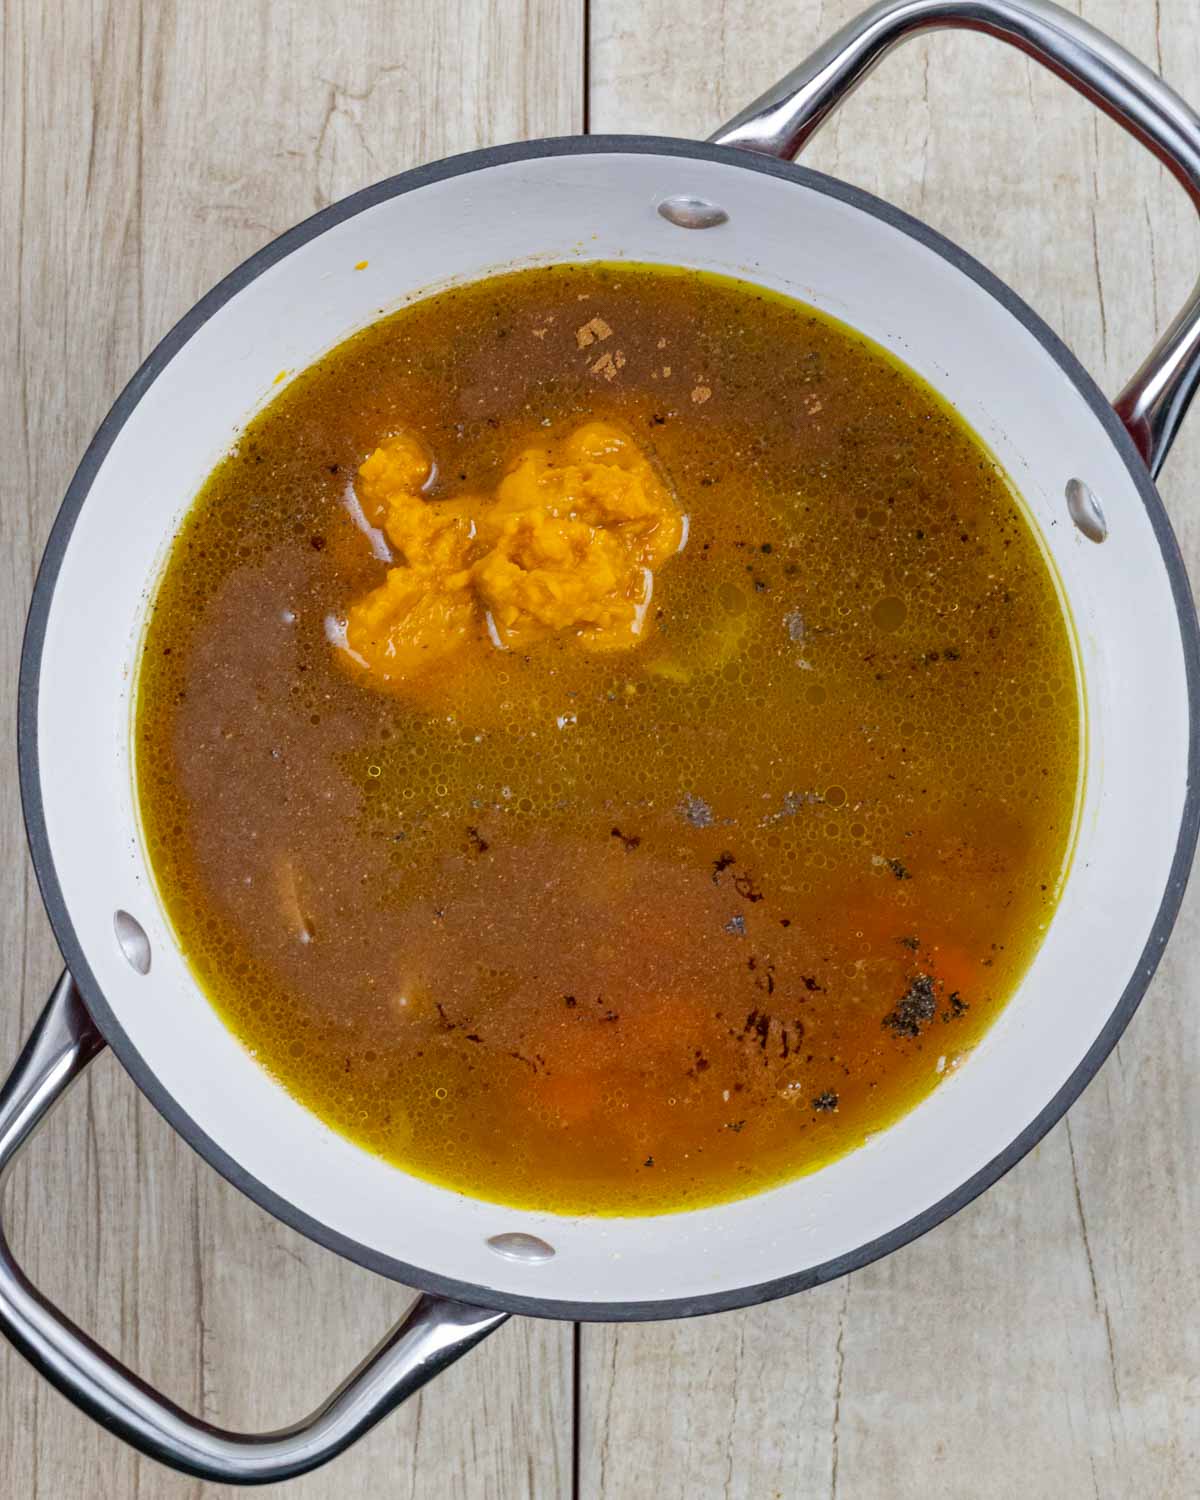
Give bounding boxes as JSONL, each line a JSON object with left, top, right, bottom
{"left": 341, "top": 420, "right": 683, "bottom": 687}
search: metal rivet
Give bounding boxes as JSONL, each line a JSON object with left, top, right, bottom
{"left": 656, "top": 195, "right": 729, "bottom": 230}
{"left": 114, "top": 911, "right": 151, "bottom": 975}
{"left": 1065, "top": 478, "right": 1107, "bottom": 542}
{"left": 487, "top": 1232, "right": 556, "bottom": 1263}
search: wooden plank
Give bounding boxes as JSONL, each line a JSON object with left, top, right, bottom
{"left": 584, "top": 2, "right": 1200, "bottom": 1496}
{"left": 0, "top": 2, "right": 582, "bottom": 1495}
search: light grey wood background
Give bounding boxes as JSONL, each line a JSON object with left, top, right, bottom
{"left": 2, "top": 1, "right": 1199, "bottom": 1495}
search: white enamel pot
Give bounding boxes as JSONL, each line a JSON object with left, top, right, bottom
{"left": 5, "top": 0, "right": 1200, "bottom": 1484}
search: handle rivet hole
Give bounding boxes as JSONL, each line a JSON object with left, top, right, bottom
{"left": 657, "top": 195, "right": 729, "bottom": 229}
{"left": 1065, "top": 478, "right": 1107, "bottom": 543}
{"left": 114, "top": 911, "right": 152, "bottom": 974}
{"left": 487, "top": 1232, "right": 555, "bottom": 1263}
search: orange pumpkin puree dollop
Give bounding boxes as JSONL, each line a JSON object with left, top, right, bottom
{"left": 336, "top": 421, "right": 683, "bottom": 689}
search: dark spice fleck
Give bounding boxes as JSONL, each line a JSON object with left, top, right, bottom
{"left": 883, "top": 974, "right": 938, "bottom": 1038}
{"left": 898, "top": 934, "right": 921, "bottom": 951}
{"left": 466, "top": 825, "right": 489, "bottom": 854}
{"left": 724, "top": 914, "right": 746, "bottom": 936}
{"left": 564, "top": 995, "right": 577, "bottom": 1008}
{"left": 812, "top": 1090, "right": 839, "bottom": 1111}
{"left": 725, "top": 1120, "right": 746, "bottom": 1133}
{"left": 712, "top": 850, "right": 736, "bottom": 882}
{"left": 886, "top": 857, "right": 911, "bottom": 880}
{"left": 801, "top": 975, "right": 823, "bottom": 992}
{"left": 611, "top": 826, "right": 641, "bottom": 851}
{"left": 310, "top": 534, "right": 326, "bottom": 550}
{"left": 943, "top": 992, "right": 969, "bottom": 1020}
{"left": 733, "top": 871, "right": 764, "bottom": 902}
{"left": 644, "top": 1156, "right": 655, "bottom": 1167}
{"left": 743, "top": 1009, "right": 768, "bottom": 1050}
{"left": 750, "top": 959, "right": 776, "bottom": 995}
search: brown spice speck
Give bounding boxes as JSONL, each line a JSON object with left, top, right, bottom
{"left": 576, "top": 316, "right": 613, "bottom": 348}
{"left": 591, "top": 350, "right": 626, "bottom": 381}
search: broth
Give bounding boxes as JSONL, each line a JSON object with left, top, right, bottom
{"left": 136, "top": 263, "right": 1080, "bottom": 1215}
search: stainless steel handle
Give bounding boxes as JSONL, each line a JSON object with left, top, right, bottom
{"left": 711, "top": 0, "right": 1200, "bottom": 478}
{"left": 0, "top": 972, "right": 508, "bottom": 1484}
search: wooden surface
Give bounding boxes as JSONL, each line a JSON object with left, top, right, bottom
{"left": 2, "top": 1, "right": 1199, "bottom": 1495}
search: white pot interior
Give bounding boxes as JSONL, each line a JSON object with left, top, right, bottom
{"left": 31, "top": 146, "right": 1191, "bottom": 1309}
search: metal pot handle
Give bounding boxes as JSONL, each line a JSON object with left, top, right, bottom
{"left": 711, "top": 0, "right": 1200, "bottom": 479}
{"left": 0, "top": 972, "right": 508, "bottom": 1484}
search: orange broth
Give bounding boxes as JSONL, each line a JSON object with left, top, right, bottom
{"left": 135, "top": 263, "right": 1080, "bottom": 1214}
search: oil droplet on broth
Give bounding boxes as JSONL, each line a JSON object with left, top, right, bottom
{"left": 871, "top": 595, "right": 907, "bottom": 631}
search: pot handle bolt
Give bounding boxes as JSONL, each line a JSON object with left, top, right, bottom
{"left": 0, "top": 972, "right": 508, "bottom": 1484}
{"left": 710, "top": 0, "right": 1200, "bottom": 479}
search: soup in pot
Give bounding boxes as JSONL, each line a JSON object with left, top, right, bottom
{"left": 136, "top": 263, "right": 1080, "bottom": 1215}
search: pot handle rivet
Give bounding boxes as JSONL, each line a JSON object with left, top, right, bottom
{"left": 1065, "top": 479, "right": 1108, "bottom": 543}
{"left": 113, "top": 910, "right": 152, "bottom": 975}
{"left": 487, "top": 1231, "right": 556, "bottom": 1262}
{"left": 657, "top": 195, "right": 729, "bottom": 230}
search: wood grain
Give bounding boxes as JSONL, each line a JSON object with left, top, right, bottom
{"left": 584, "top": 1, "right": 1200, "bottom": 1496}
{"left": 0, "top": 2, "right": 580, "bottom": 1496}
{"left": 6, "top": 0, "right": 1200, "bottom": 1495}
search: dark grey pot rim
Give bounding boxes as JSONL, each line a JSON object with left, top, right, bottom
{"left": 17, "top": 134, "right": 1200, "bottom": 1323}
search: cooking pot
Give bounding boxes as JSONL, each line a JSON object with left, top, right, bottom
{"left": 4, "top": 0, "right": 1199, "bottom": 1483}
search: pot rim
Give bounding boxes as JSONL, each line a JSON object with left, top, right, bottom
{"left": 18, "top": 133, "right": 1200, "bottom": 1323}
